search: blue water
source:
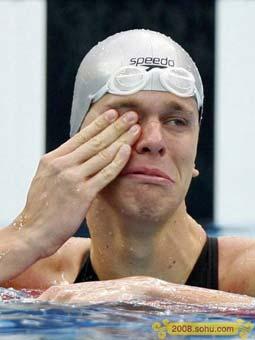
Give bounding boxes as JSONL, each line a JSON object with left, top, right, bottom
{"left": 1, "top": 289, "right": 255, "bottom": 340}
{"left": 1, "top": 226, "right": 255, "bottom": 339}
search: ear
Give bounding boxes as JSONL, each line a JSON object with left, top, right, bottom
{"left": 192, "top": 167, "right": 199, "bottom": 178}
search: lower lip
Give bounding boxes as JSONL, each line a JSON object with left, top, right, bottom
{"left": 120, "top": 174, "right": 173, "bottom": 185}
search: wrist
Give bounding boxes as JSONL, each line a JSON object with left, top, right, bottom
{"left": 9, "top": 214, "right": 53, "bottom": 260}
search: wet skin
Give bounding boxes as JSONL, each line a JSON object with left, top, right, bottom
{"left": 3, "top": 90, "right": 255, "bottom": 301}
{"left": 80, "top": 91, "right": 204, "bottom": 284}
{"left": 82, "top": 91, "right": 200, "bottom": 225}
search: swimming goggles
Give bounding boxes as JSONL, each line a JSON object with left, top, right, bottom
{"left": 89, "top": 65, "right": 202, "bottom": 110}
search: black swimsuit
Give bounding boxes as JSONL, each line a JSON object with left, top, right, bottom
{"left": 186, "top": 236, "right": 218, "bottom": 289}
{"left": 75, "top": 236, "right": 218, "bottom": 289}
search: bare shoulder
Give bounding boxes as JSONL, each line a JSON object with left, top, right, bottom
{"left": 3, "top": 237, "right": 91, "bottom": 290}
{"left": 56, "top": 237, "right": 91, "bottom": 283}
{"left": 59, "top": 237, "right": 91, "bottom": 256}
{"left": 218, "top": 235, "right": 255, "bottom": 258}
{"left": 218, "top": 236, "right": 255, "bottom": 295}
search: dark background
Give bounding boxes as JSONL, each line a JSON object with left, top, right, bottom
{"left": 46, "top": 0, "right": 215, "bottom": 234}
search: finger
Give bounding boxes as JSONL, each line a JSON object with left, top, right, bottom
{"left": 46, "top": 109, "right": 119, "bottom": 159}
{"left": 84, "top": 144, "right": 131, "bottom": 195}
{"left": 58, "top": 111, "right": 138, "bottom": 167}
{"left": 78, "top": 124, "right": 141, "bottom": 178}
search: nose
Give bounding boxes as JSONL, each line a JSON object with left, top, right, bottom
{"left": 134, "top": 120, "right": 166, "bottom": 156}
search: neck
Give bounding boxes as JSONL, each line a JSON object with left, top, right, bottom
{"left": 86, "top": 197, "right": 206, "bottom": 284}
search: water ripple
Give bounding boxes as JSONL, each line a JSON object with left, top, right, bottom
{"left": 0, "top": 288, "right": 255, "bottom": 339}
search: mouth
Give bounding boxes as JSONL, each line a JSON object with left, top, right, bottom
{"left": 119, "top": 167, "right": 175, "bottom": 184}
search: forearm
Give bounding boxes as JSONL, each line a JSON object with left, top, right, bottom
{"left": 0, "top": 222, "right": 43, "bottom": 283}
{"left": 147, "top": 278, "right": 255, "bottom": 306}
{"left": 38, "top": 276, "right": 255, "bottom": 309}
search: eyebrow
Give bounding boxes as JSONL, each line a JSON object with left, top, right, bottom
{"left": 105, "top": 98, "right": 139, "bottom": 110}
{"left": 104, "top": 97, "right": 196, "bottom": 115}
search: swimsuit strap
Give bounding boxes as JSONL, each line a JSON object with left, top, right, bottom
{"left": 186, "top": 236, "right": 218, "bottom": 289}
{"left": 75, "top": 255, "right": 99, "bottom": 283}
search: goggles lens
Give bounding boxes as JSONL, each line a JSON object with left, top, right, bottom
{"left": 113, "top": 67, "right": 145, "bottom": 91}
{"left": 160, "top": 67, "right": 195, "bottom": 97}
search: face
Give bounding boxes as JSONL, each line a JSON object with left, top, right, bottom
{"left": 81, "top": 91, "right": 200, "bottom": 221}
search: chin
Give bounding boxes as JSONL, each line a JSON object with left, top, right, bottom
{"left": 101, "top": 178, "right": 181, "bottom": 221}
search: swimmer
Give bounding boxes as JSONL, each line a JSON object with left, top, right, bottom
{"left": 1, "top": 29, "right": 255, "bottom": 306}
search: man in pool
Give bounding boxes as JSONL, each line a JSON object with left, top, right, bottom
{"left": 0, "top": 29, "right": 254, "bottom": 306}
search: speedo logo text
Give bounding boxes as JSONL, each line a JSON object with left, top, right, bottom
{"left": 130, "top": 56, "right": 175, "bottom": 70}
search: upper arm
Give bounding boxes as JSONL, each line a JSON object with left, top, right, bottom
{"left": 218, "top": 236, "right": 255, "bottom": 296}
{"left": 2, "top": 237, "right": 90, "bottom": 290}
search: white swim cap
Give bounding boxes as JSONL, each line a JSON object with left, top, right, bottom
{"left": 70, "top": 29, "right": 204, "bottom": 136}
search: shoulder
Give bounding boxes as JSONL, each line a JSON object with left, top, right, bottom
{"left": 218, "top": 235, "right": 254, "bottom": 262}
{"left": 218, "top": 236, "right": 255, "bottom": 295}
{"left": 3, "top": 237, "right": 91, "bottom": 290}
{"left": 56, "top": 237, "right": 91, "bottom": 283}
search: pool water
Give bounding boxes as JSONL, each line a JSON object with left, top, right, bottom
{"left": 1, "top": 226, "right": 255, "bottom": 339}
{"left": 0, "top": 287, "right": 255, "bottom": 339}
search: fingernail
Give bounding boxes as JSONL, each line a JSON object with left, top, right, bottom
{"left": 129, "top": 125, "right": 140, "bottom": 133}
{"left": 105, "top": 110, "right": 117, "bottom": 121}
{"left": 123, "top": 112, "right": 137, "bottom": 122}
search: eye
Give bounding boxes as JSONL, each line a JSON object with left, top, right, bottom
{"left": 164, "top": 118, "right": 187, "bottom": 126}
